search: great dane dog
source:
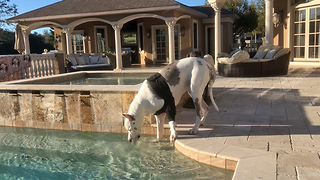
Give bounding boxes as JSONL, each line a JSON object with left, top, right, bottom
{"left": 122, "top": 54, "right": 219, "bottom": 144}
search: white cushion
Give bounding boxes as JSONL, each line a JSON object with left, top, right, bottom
{"left": 229, "top": 49, "right": 240, "bottom": 58}
{"left": 76, "top": 56, "right": 86, "bottom": 65}
{"left": 253, "top": 50, "right": 268, "bottom": 59}
{"left": 218, "top": 52, "right": 229, "bottom": 58}
{"left": 89, "top": 56, "right": 99, "bottom": 64}
{"left": 218, "top": 57, "right": 233, "bottom": 64}
{"left": 218, "top": 50, "right": 250, "bottom": 64}
{"left": 232, "top": 50, "right": 250, "bottom": 63}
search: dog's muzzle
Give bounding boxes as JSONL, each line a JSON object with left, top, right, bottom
{"left": 129, "top": 135, "right": 140, "bottom": 144}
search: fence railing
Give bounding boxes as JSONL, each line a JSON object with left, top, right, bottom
{"left": 0, "top": 53, "right": 65, "bottom": 82}
{"left": 232, "top": 42, "right": 262, "bottom": 53}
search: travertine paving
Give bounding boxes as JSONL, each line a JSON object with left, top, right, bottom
{"left": 175, "top": 62, "right": 320, "bottom": 180}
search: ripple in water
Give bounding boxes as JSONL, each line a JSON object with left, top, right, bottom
{"left": 0, "top": 127, "right": 233, "bottom": 180}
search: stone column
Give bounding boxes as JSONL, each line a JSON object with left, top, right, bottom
{"left": 209, "top": 0, "right": 225, "bottom": 62}
{"left": 265, "top": 0, "right": 274, "bottom": 46}
{"left": 166, "top": 20, "right": 176, "bottom": 64}
{"left": 63, "top": 28, "right": 73, "bottom": 55}
{"left": 83, "top": 36, "right": 87, "bottom": 53}
{"left": 112, "top": 24, "right": 123, "bottom": 70}
{"left": 22, "top": 29, "right": 30, "bottom": 54}
{"left": 286, "top": 0, "right": 291, "bottom": 48}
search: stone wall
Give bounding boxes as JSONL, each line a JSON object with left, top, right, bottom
{"left": 0, "top": 90, "right": 161, "bottom": 135}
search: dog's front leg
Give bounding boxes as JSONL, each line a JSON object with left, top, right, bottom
{"left": 155, "top": 113, "right": 166, "bottom": 142}
{"left": 169, "top": 121, "right": 177, "bottom": 142}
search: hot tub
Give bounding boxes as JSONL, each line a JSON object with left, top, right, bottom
{"left": 0, "top": 71, "right": 159, "bottom": 134}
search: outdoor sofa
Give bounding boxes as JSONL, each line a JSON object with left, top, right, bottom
{"left": 66, "top": 53, "right": 113, "bottom": 72}
{"left": 217, "top": 46, "right": 291, "bottom": 77}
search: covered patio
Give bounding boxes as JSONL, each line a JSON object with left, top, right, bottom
{"left": 8, "top": 0, "right": 238, "bottom": 70}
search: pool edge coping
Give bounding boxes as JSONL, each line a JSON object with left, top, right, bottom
{"left": 174, "top": 138, "right": 277, "bottom": 180}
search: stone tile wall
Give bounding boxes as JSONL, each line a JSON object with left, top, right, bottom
{"left": 0, "top": 90, "right": 160, "bottom": 135}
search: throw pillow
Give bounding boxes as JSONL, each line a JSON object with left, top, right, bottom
{"left": 68, "top": 56, "right": 78, "bottom": 66}
{"left": 84, "top": 57, "right": 90, "bottom": 64}
{"left": 264, "top": 49, "right": 280, "bottom": 59}
{"left": 97, "top": 57, "right": 108, "bottom": 64}
{"left": 76, "top": 56, "right": 86, "bottom": 65}
{"left": 274, "top": 48, "right": 290, "bottom": 59}
{"left": 253, "top": 50, "right": 268, "bottom": 59}
{"left": 89, "top": 56, "right": 99, "bottom": 64}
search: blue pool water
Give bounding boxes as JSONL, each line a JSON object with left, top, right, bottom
{"left": 0, "top": 127, "right": 233, "bottom": 180}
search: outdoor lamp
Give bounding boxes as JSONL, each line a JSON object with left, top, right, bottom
{"left": 273, "top": 12, "right": 281, "bottom": 27}
{"left": 180, "top": 26, "right": 185, "bottom": 37}
{"left": 146, "top": 28, "right": 151, "bottom": 39}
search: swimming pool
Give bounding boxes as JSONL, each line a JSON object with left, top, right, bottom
{"left": 0, "top": 127, "right": 233, "bottom": 180}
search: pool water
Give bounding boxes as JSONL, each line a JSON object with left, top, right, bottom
{"left": 57, "top": 74, "right": 150, "bottom": 85}
{"left": 0, "top": 127, "right": 233, "bottom": 180}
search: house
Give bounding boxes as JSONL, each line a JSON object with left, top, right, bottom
{"left": 8, "top": 0, "right": 238, "bottom": 70}
{"left": 271, "top": 0, "right": 320, "bottom": 62}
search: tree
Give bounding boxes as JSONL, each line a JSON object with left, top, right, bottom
{"left": 0, "top": 0, "right": 17, "bottom": 27}
{"left": 0, "top": 29, "right": 54, "bottom": 55}
{"left": 251, "top": 0, "right": 265, "bottom": 36}
{"left": 29, "top": 32, "right": 54, "bottom": 54}
{"left": 223, "top": 0, "right": 258, "bottom": 38}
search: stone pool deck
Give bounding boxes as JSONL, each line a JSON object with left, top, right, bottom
{"left": 173, "top": 62, "right": 320, "bottom": 180}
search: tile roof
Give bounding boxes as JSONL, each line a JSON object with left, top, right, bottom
{"left": 9, "top": 0, "right": 183, "bottom": 21}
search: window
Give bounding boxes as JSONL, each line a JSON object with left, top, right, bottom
{"left": 193, "top": 20, "right": 198, "bottom": 50}
{"left": 308, "top": 7, "right": 320, "bottom": 58}
{"left": 294, "top": 6, "right": 320, "bottom": 60}
{"left": 71, "top": 31, "right": 84, "bottom": 54}
{"left": 294, "top": 10, "right": 306, "bottom": 58}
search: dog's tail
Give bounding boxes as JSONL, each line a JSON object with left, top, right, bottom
{"left": 204, "top": 54, "right": 219, "bottom": 112}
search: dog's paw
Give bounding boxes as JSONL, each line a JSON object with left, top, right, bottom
{"left": 189, "top": 128, "right": 198, "bottom": 135}
{"left": 170, "top": 133, "right": 177, "bottom": 142}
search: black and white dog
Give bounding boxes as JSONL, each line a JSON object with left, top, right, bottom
{"left": 122, "top": 55, "right": 219, "bottom": 143}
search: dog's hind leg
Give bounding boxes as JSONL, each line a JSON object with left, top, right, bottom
{"left": 200, "top": 99, "right": 210, "bottom": 126}
{"left": 189, "top": 96, "right": 202, "bottom": 134}
{"left": 155, "top": 113, "right": 166, "bottom": 142}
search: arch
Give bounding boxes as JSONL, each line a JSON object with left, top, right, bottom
{"left": 175, "top": 15, "right": 191, "bottom": 22}
{"left": 116, "top": 13, "right": 191, "bottom": 28}
{"left": 117, "top": 13, "right": 175, "bottom": 27}
{"left": 67, "top": 18, "right": 113, "bottom": 30}
{"left": 25, "top": 21, "right": 63, "bottom": 32}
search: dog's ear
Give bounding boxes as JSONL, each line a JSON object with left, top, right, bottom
{"left": 122, "top": 114, "right": 135, "bottom": 121}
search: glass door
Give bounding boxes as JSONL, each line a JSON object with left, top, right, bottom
{"left": 155, "top": 28, "right": 168, "bottom": 63}
{"left": 153, "top": 26, "right": 180, "bottom": 63}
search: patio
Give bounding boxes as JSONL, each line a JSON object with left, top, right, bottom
{"left": 174, "top": 62, "right": 320, "bottom": 180}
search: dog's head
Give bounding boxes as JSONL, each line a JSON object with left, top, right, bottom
{"left": 122, "top": 113, "right": 142, "bottom": 144}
